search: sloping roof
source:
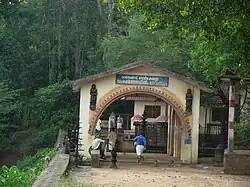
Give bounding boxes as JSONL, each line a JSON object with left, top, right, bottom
{"left": 70, "top": 61, "right": 214, "bottom": 92}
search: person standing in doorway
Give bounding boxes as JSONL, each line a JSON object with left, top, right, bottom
{"left": 107, "top": 127, "right": 118, "bottom": 151}
{"left": 134, "top": 132, "right": 146, "bottom": 164}
{"left": 117, "top": 115, "right": 123, "bottom": 129}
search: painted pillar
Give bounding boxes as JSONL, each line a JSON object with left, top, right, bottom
{"left": 79, "top": 87, "right": 96, "bottom": 159}
{"left": 167, "top": 105, "right": 171, "bottom": 154}
{"left": 169, "top": 109, "right": 175, "bottom": 155}
{"left": 191, "top": 87, "right": 200, "bottom": 163}
{"left": 181, "top": 115, "right": 192, "bottom": 163}
{"left": 78, "top": 87, "right": 92, "bottom": 158}
{"left": 228, "top": 79, "right": 236, "bottom": 152}
{"left": 173, "top": 114, "right": 179, "bottom": 157}
{"left": 165, "top": 103, "right": 169, "bottom": 152}
{"left": 78, "top": 87, "right": 84, "bottom": 156}
{"left": 181, "top": 87, "right": 200, "bottom": 163}
{"left": 177, "top": 117, "right": 182, "bottom": 157}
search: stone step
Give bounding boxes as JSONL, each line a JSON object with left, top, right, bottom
{"left": 100, "top": 159, "right": 182, "bottom": 165}
{"left": 100, "top": 155, "right": 182, "bottom": 165}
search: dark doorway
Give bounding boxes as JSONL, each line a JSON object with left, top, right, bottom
{"left": 135, "top": 122, "right": 168, "bottom": 153}
{"left": 145, "top": 122, "right": 168, "bottom": 153}
{"left": 100, "top": 100, "right": 134, "bottom": 130}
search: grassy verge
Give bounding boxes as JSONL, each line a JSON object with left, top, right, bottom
{"left": 0, "top": 148, "right": 56, "bottom": 187}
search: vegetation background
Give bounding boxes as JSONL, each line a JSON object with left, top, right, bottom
{"left": 0, "top": 0, "right": 250, "bottom": 185}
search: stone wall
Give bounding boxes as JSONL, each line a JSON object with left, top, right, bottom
{"left": 32, "top": 129, "right": 70, "bottom": 187}
{"left": 32, "top": 153, "right": 70, "bottom": 187}
{"left": 224, "top": 150, "right": 250, "bottom": 175}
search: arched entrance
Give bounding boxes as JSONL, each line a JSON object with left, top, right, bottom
{"left": 71, "top": 61, "right": 204, "bottom": 163}
{"left": 88, "top": 85, "right": 189, "bottom": 135}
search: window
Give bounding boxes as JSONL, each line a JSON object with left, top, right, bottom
{"left": 212, "top": 108, "right": 221, "bottom": 122}
{"left": 144, "top": 105, "right": 161, "bottom": 118}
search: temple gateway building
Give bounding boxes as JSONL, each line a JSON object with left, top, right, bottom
{"left": 71, "top": 61, "right": 214, "bottom": 164}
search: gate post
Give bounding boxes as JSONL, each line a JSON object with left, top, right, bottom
{"left": 228, "top": 79, "right": 236, "bottom": 153}
{"left": 191, "top": 87, "right": 200, "bottom": 163}
{"left": 173, "top": 115, "right": 181, "bottom": 157}
{"left": 141, "top": 112, "right": 147, "bottom": 136}
{"left": 167, "top": 106, "right": 174, "bottom": 155}
{"left": 169, "top": 109, "right": 174, "bottom": 156}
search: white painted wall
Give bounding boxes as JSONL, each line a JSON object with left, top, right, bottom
{"left": 81, "top": 65, "right": 191, "bottom": 109}
{"left": 134, "top": 100, "right": 167, "bottom": 122}
{"left": 130, "top": 100, "right": 167, "bottom": 129}
{"left": 123, "top": 66, "right": 189, "bottom": 106}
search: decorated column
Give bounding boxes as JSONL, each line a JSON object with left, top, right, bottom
{"left": 181, "top": 87, "right": 200, "bottom": 163}
{"left": 167, "top": 105, "right": 172, "bottom": 155}
{"left": 169, "top": 109, "right": 175, "bottom": 156}
{"left": 228, "top": 79, "right": 236, "bottom": 152}
{"left": 181, "top": 88, "right": 193, "bottom": 163}
{"left": 173, "top": 114, "right": 179, "bottom": 157}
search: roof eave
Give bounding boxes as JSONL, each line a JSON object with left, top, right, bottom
{"left": 199, "top": 86, "right": 214, "bottom": 93}
{"left": 71, "top": 62, "right": 146, "bottom": 88}
{"left": 70, "top": 61, "right": 214, "bottom": 93}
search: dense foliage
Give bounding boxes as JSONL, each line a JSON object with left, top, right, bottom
{"left": 0, "top": 148, "right": 55, "bottom": 187}
{"left": 0, "top": 0, "right": 105, "bottom": 157}
{"left": 118, "top": 0, "right": 250, "bottom": 83}
{"left": 101, "top": 14, "right": 193, "bottom": 75}
{"left": 0, "top": 80, "right": 78, "bottom": 155}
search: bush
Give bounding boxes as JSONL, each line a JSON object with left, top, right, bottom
{"left": 0, "top": 148, "right": 56, "bottom": 187}
{"left": 235, "top": 107, "right": 250, "bottom": 149}
{"left": 0, "top": 166, "right": 29, "bottom": 187}
{"left": 17, "top": 148, "right": 56, "bottom": 171}
{"left": 235, "top": 122, "right": 250, "bottom": 149}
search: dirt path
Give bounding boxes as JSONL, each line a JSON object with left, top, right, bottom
{"left": 71, "top": 163, "right": 250, "bottom": 187}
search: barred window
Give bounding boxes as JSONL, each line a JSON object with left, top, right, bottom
{"left": 212, "top": 108, "right": 221, "bottom": 121}
{"left": 144, "top": 105, "right": 161, "bottom": 118}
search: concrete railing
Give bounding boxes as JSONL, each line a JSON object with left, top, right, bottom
{"left": 32, "top": 129, "right": 70, "bottom": 187}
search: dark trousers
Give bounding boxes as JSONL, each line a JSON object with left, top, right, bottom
{"left": 98, "top": 142, "right": 105, "bottom": 158}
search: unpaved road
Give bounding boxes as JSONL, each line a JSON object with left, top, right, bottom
{"left": 72, "top": 163, "right": 250, "bottom": 187}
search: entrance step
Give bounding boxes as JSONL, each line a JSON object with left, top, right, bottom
{"left": 100, "top": 152, "right": 182, "bottom": 165}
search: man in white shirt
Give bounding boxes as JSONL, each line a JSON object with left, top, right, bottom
{"left": 107, "top": 127, "right": 118, "bottom": 151}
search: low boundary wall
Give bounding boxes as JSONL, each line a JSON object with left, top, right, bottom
{"left": 224, "top": 150, "right": 250, "bottom": 175}
{"left": 32, "top": 153, "right": 70, "bottom": 187}
{"left": 32, "top": 129, "right": 70, "bottom": 187}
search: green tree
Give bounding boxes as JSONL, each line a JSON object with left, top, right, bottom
{"left": 118, "top": 0, "right": 250, "bottom": 82}
{"left": 101, "top": 15, "right": 194, "bottom": 74}
{"left": 0, "top": 0, "right": 108, "bottom": 156}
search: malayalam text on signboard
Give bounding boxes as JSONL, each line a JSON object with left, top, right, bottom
{"left": 115, "top": 74, "right": 169, "bottom": 87}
